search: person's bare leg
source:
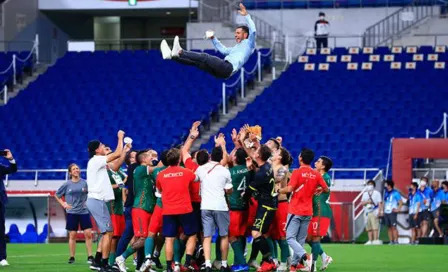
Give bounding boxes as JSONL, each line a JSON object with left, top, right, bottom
{"left": 203, "top": 236, "right": 212, "bottom": 264}
{"left": 367, "top": 230, "right": 373, "bottom": 242}
{"left": 392, "top": 227, "right": 399, "bottom": 243}
{"left": 373, "top": 229, "right": 379, "bottom": 241}
{"left": 421, "top": 221, "right": 428, "bottom": 237}
{"left": 84, "top": 229, "right": 93, "bottom": 257}
{"left": 165, "top": 237, "right": 175, "bottom": 264}
{"left": 434, "top": 218, "right": 443, "bottom": 236}
{"left": 69, "top": 231, "right": 77, "bottom": 258}
{"left": 102, "top": 232, "right": 112, "bottom": 260}
{"left": 220, "top": 235, "right": 229, "bottom": 265}
{"left": 387, "top": 228, "right": 393, "bottom": 242}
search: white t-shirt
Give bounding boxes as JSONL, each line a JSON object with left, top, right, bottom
{"left": 196, "top": 161, "right": 232, "bottom": 211}
{"left": 361, "top": 190, "right": 382, "bottom": 215}
{"left": 87, "top": 155, "right": 115, "bottom": 202}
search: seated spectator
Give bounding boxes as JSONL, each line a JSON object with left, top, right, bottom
{"left": 361, "top": 180, "right": 382, "bottom": 245}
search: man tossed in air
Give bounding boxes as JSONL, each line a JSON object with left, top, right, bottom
{"left": 160, "top": 3, "right": 256, "bottom": 79}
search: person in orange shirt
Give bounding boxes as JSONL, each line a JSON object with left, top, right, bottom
{"left": 156, "top": 148, "right": 198, "bottom": 272}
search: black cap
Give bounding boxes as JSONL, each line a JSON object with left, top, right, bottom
{"left": 88, "top": 140, "right": 101, "bottom": 158}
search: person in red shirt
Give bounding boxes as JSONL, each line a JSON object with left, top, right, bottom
{"left": 156, "top": 148, "right": 198, "bottom": 272}
{"left": 277, "top": 148, "right": 329, "bottom": 272}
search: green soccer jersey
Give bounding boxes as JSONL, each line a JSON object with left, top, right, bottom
{"left": 228, "top": 165, "right": 251, "bottom": 210}
{"left": 107, "top": 169, "right": 125, "bottom": 215}
{"left": 133, "top": 165, "right": 156, "bottom": 213}
{"left": 150, "top": 166, "right": 167, "bottom": 208}
{"left": 312, "top": 172, "right": 332, "bottom": 218}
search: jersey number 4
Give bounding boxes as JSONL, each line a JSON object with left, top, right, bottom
{"left": 237, "top": 177, "right": 247, "bottom": 191}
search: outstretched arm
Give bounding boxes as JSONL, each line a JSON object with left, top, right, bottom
{"left": 212, "top": 37, "right": 233, "bottom": 56}
{"left": 182, "top": 121, "right": 201, "bottom": 164}
{"left": 239, "top": 3, "right": 256, "bottom": 48}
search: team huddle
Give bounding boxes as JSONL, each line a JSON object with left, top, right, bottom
{"left": 57, "top": 122, "right": 335, "bottom": 272}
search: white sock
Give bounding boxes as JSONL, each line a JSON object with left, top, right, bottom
{"left": 221, "top": 260, "right": 228, "bottom": 268}
{"left": 205, "top": 260, "right": 212, "bottom": 268}
{"left": 145, "top": 254, "right": 151, "bottom": 259}
{"left": 280, "top": 262, "right": 287, "bottom": 267}
{"left": 321, "top": 252, "right": 328, "bottom": 260}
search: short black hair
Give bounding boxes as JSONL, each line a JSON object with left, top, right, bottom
{"left": 300, "top": 148, "right": 314, "bottom": 165}
{"left": 196, "top": 149, "right": 209, "bottom": 166}
{"left": 136, "top": 149, "right": 149, "bottom": 164}
{"left": 236, "top": 25, "right": 250, "bottom": 37}
{"left": 279, "top": 147, "right": 292, "bottom": 166}
{"left": 258, "top": 145, "right": 272, "bottom": 162}
{"left": 166, "top": 148, "right": 181, "bottom": 166}
{"left": 421, "top": 176, "right": 429, "bottom": 182}
{"left": 160, "top": 150, "right": 169, "bottom": 166}
{"left": 235, "top": 148, "right": 248, "bottom": 166}
{"left": 385, "top": 179, "right": 395, "bottom": 188}
{"left": 319, "top": 156, "right": 333, "bottom": 172}
{"left": 411, "top": 182, "right": 419, "bottom": 190}
{"left": 442, "top": 181, "right": 448, "bottom": 188}
{"left": 319, "top": 12, "right": 325, "bottom": 16}
{"left": 211, "top": 146, "right": 223, "bottom": 162}
{"left": 367, "top": 179, "right": 376, "bottom": 187}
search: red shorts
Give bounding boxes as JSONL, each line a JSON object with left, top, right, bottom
{"left": 111, "top": 214, "right": 126, "bottom": 237}
{"left": 148, "top": 205, "right": 163, "bottom": 235}
{"left": 132, "top": 208, "right": 152, "bottom": 238}
{"left": 269, "top": 201, "right": 288, "bottom": 240}
{"left": 246, "top": 197, "right": 258, "bottom": 236}
{"left": 229, "top": 210, "right": 247, "bottom": 237}
{"left": 307, "top": 217, "right": 331, "bottom": 237}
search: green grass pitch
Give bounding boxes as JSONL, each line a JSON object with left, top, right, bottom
{"left": 5, "top": 243, "right": 447, "bottom": 271}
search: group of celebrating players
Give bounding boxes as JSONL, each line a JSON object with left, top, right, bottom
{"left": 57, "top": 122, "right": 335, "bottom": 272}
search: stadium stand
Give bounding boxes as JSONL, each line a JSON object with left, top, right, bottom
{"left": 244, "top": 0, "right": 428, "bottom": 9}
{"left": 0, "top": 51, "right": 34, "bottom": 89}
{"left": 0, "top": 49, "right": 271, "bottom": 179}
{"left": 201, "top": 45, "right": 448, "bottom": 177}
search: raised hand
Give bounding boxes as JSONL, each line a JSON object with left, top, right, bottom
{"left": 189, "top": 121, "right": 201, "bottom": 139}
{"left": 118, "top": 130, "right": 125, "bottom": 138}
{"left": 231, "top": 129, "right": 238, "bottom": 143}
{"left": 238, "top": 3, "right": 248, "bottom": 16}
{"left": 215, "top": 133, "right": 226, "bottom": 146}
{"left": 4, "top": 149, "right": 13, "bottom": 160}
{"left": 124, "top": 143, "right": 132, "bottom": 152}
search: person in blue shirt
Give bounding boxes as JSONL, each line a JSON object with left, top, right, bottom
{"left": 430, "top": 179, "right": 444, "bottom": 237}
{"left": 418, "top": 177, "right": 434, "bottom": 237}
{"left": 382, "top": 180, "right": 403, "bottom": 245}
{"left": 160, "top": 3, "right": 256, "bottom": 79}
{"left": 435, "top": 181, "right": 448, "bottom": 236}
{"left": 408, "top": 182, "right": 423, "bottom": 245}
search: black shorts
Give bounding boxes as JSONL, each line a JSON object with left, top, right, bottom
{"left": 162, "top": 212, "right": 198, "bottom": 238}
{"left": 192, "top": 202, "right": 203, "bottom": 232}
{"left": 66, "top": 213, "right": 92, "bottom": 231}
{"left": 409, "top": 214, "right": 420, "bottom": 229}
{"left": 383, "top": 212, "right": 398, "bottom": 227}
{"left": 419, "top": 210, "right": 431, "bottom": 222}
{"left": 252, "top": 204, "right": 277, "bottom": 234}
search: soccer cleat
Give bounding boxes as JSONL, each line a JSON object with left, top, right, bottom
{"left": 231, "top": 264, "right": 250, "bottom": 271}
{"left": 90, "top": 260, "right": 102, "bottom": 271}
{"left": 304, "top": 254, "right": 312, "bottom": 272}
{"left": 115, "top": 256, "right": 127, "bottom": 272}
{"left": 68, "top": 257, "right": 75, "bottom": 264}
{"left": 171, "top": 36, "right": 183, "bottom": 58}
{"left": 320, "top": 256, "right": 333, "bottom": 271}
{"left": 0, "top": 259, "right": 10, "bottom": 266}
{"left": 140, "top": 258, "right": 152, "bottom": 272}
{"left": 205, "top": 267, "right": 212, "bottom": 272}
{"left": 88, "top": 256, "right": 95, "bottom": 264}
{"left": 273, "top": 259, "right": 280, "bottom": 269}
{"left": 220, "top": 266, "right": 231, "bottom": 272}
{"left": 311, "top": 261, "right": 317, "bottom": 272}
{"left": 277, "top": 263, "right": 287, "bottom": 272}
{"left": 296, "top": 264, "right": 309, "bottom": 272}
{"left": 160, "top": 40, "right": 172, "bottom": 60}
{"left": 257, "top": 260, "right": 276, "bottom": 272}
{"left": 213, "top": 260, "right": 222, "bottom": 270}
{"left": 249, "top": 260, "right": 261, "bottom": 269}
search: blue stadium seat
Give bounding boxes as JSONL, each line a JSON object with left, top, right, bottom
{"left": 7, "top": 224, "right": 22, "bottom": 243}
{"left": 22, "top": 224, "right": 38, "bottom": 243}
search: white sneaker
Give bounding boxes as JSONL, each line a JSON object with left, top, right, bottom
{"left": 171, "top": 36, "right": 183, "bottom": 58}
{"left": 115, "top": 256, "right": 127, "bottom": 272}
{"left": 364, "top": 240, "right": 373, "bottom": 245}
{"left": 277, "top": 262, "right": 287, "bottom": 272}
{"left": 160, "top": 40, "right": 172, "bottom": 60}
{"left": 305, "top": 254, "right": 313, "bottom": 272}
{"left": 248, "top": 259, "right": 260, "bottom": 269}
{"left": 140, "top": 258, "right": 151, "bottom": 272}
{"left": 372, "top": 240, "right": 383, "bottom": 245}
{"left": 320, "top": 256, "right": 333, "bottom": 271}
{"left": 174, "top": 265, "right": 181, "bottom": 272}
{"left": 0, "top": 259, "right": 9, "bottom": 266}
{"left": 212, "top": 260, "right": 222, "bottom": 270}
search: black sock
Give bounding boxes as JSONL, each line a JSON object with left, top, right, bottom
{"left": 102, "top": 258, "right": 108, "bottom": 267}
{"left": 95, "top": 252, "right": 102, "bottom": 264}
{"left": 167, "top": 260, "right": 173, "bottom": 271}
{"left": 300, "top": 254, "right": 307, "bottom": 265}
{"left": 255, "top": 236, "right": 271, "bottom": 262}
{"left": 250, "top": 238, "right": 260, "bottom": 261}
{"left": 185, "top": 254, "right": 192, "bottom": 267}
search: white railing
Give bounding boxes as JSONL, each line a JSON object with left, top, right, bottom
{"left": 221, "top": 48, "right": 273, "bottom": 115}
{"left": 5, "top": 169, "right": 87, "bottom": 187}
{"left": 413, "top": 167, "right": 448, "bottom": 180}
{"left": 425, "top": 112, "right": 447, "bottom": 139}
{"left": 329, "top": 168, "right": 380, "bottom": 185}
{"left": 0, "top": 34, "right": 39, "bottom": 105}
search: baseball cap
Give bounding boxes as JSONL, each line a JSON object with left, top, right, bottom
{"left": 88, "top": 140, "right": 101, "bottom": 158}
